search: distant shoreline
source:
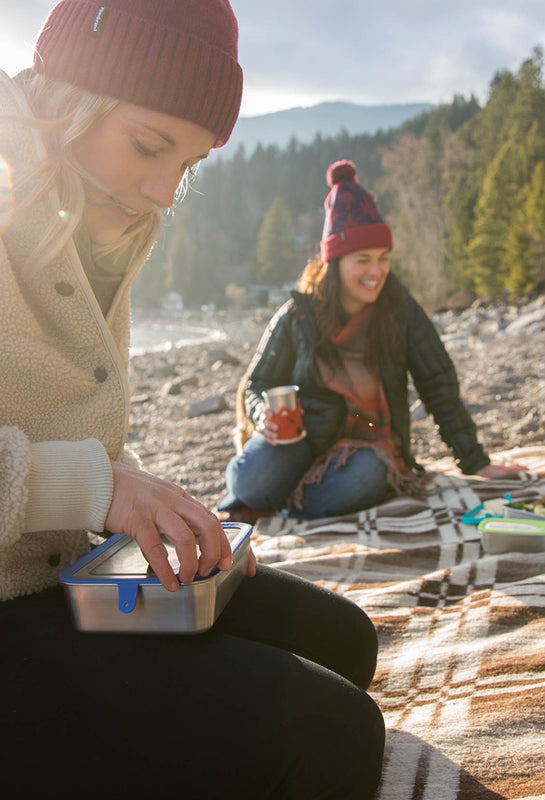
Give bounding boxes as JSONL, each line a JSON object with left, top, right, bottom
{"left": 130, "top": 305, "right": 273, "bottom": 356}
{"left": 130, "top": 318, "right": 226, "bottom": 355}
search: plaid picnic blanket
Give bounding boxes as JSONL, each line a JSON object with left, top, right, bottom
{"left": 253, "top": 447, "right": 545, "bottom": 800}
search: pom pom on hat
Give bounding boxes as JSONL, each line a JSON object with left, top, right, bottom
{"left": 320, "top": 159, "right": 393, "bottom": 262}
{"left": 326, "top": 159, "right": 357, "bottom": 187}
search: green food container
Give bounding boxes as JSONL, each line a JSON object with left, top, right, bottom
{"left": 479, "top": 516, "right": 545, "bottom": 555}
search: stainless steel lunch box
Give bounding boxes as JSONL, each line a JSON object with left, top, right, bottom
{"left": 59, "top": 523, "right": 252, "bottom": 634}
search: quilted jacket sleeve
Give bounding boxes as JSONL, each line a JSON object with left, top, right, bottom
{"left": 405, "top": 295, "right": 490, "bottom": 474}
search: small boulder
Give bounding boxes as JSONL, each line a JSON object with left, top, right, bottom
{"left": 186, "top": 394, "right": 229, "bottom": 418}
{"left": 131, "top": 393, "right": 152, "bottom": 405}
{"left": 162, "top": 374, "right": 199, "bottom": 396}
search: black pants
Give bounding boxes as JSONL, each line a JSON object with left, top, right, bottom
{"left": 1, "top": 565, "right": 384, "bottom": 800}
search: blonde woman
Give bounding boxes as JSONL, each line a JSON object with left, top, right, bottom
{"left": 0, "top": 4, "right": 384, "bottom": 798}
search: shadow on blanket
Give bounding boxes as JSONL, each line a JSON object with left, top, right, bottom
{"left": 379, "top": 731, "right": 507, "bottom": 800}
{"left": 252, "top": 448, "right": 545, "bottom": 800}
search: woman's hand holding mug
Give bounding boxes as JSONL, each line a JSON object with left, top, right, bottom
{"left": 258, "top": 385, "right": 306, "bottom": 445}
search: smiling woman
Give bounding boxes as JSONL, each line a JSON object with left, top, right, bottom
{"left": 219, "top": 159, "right": 525, "bottom": 521}
{"left": 0, "top": 3, "right": 385, "bottom": 798}
{"left": 338, "top": 247, "right": 391, "bottom": 314}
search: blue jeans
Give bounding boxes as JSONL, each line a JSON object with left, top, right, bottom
{"left": 218, "top": 434, "right": 388, "bottom": 519}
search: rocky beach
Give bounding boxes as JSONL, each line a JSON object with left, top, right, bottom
{"left": 128, "top": 295, "right": 545, "bottom": 511}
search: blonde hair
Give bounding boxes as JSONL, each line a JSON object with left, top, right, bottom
{"left": 5, "top": 73, "right": 163, "bottom": 273}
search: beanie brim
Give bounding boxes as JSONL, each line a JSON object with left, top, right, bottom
{"left": 320, "top": 222, "right": 393, "bottom": 263}
{"left": 33, "top": 0, "right": 243, "bottom": 147}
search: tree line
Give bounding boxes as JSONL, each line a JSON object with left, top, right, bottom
{"left": 132, "top": 47, "right": 545, "bottom": 311}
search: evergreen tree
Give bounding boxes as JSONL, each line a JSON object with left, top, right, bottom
{"left": 505, "top": 160, "right": 545, "bottom": 294}
{"left": 466, "top": 131, "right": 526, "bottom": 295}
{"left": 509, "top": 47, "right": 545, "bottom": 139}
{"left": 441, "top": 134, "right": 479, "bottom": 298}
{"left": 467, "top": 121, "right": 545, "bottom": 296}
{"left": 447, "top": 48, "right": 545, "bottom": 293}
{"left": 256, "top": 196, "right": 297, "bottom": 286}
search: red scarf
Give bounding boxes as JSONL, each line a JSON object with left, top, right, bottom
{"left": 290, "top": 304, "right": 429, "bottom": 510}
{"left": 324, "top": 304, "right": 394, "bottom": 449}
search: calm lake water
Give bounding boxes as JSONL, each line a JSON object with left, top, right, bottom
{"left": 130, "top": 318, "right": 226, "bottom": 354}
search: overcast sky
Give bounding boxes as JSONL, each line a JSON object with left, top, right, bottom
{"left": 3, "top": 1, "right": 545, "bottom": 117}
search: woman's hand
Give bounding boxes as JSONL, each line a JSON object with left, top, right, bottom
{"left": 476, "top": 462, "right": 527, "bottom": 478}
{"left": 255, "top": 403, "right": 279, "bottom": 446}
{"left": 106, "top": 462, "right": 233, "bottom": 592}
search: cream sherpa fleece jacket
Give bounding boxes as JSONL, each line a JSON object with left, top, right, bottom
{"left": 0, "top": 72, "right": 147, "bottom": 600}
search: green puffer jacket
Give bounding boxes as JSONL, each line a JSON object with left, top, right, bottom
{"left": 243, "top": 288, "right": 490, "bottom": 475}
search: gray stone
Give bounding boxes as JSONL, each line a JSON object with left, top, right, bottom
{"left": 131, "top": 393, "right": 152, "bottom": 405}
{"left": 505, "top": 308, "right": 545, "bottom": 334}
{"left": 186, "top": 394, "right": 229, "bottom": 418}
{"left": 205, "top": 347, "right": 240, "bottom": 366}
{"left": 410, "top": 398, "right": 427, "bottom": 422}
{"left": 162, "top": 374, "right": 199, "bottom": 396}
{"left": 153, "top": 361, "right": 176, "bottom": 380}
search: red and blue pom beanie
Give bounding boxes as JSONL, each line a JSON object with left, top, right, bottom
{"left": 320, "top": 160, "right": 393, "bottom": 262}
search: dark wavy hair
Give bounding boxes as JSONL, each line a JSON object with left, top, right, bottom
{"left": 296, "top": 256, "right": 406, "bottom": 376}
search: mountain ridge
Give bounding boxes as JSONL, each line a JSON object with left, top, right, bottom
{"left": 223, "top": 100, "right": 435, "bottom": 155}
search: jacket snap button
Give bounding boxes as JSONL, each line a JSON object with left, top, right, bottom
{"left": 48, "top": 553, "right": 61, "bottom": 567}
{"left": 54, "top": 281, "right": 75, "bottom": 296}
{"left": 94, "top": 366, "right": 108, "bottom": 383}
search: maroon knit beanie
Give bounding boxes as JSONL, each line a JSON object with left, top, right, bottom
{"left": 320, "top": 160, "right": 393, "bottom": 262}
{"left": 32, "top": 0, "right": 243, "bottom": 146}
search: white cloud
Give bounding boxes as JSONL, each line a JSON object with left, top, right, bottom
{"left": 480, "top": 9, "right": 539, "bottom": 50}
{"left": 233, "top": 0, "right": 545, "bottom": 112}
{"left": 2, "top": 1, "right": 545, "bottom": 115}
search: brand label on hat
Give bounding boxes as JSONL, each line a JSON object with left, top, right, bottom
{"left": 91, "top": 6, "right": 108, "bottom": 36}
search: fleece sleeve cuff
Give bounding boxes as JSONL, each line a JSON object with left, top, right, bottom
{"left": 22, "top": 439, "right": 114, "bottom": 533}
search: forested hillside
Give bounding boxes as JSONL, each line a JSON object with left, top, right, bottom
{"left": 133, "top": 47, "right": 545, "bottom": 311}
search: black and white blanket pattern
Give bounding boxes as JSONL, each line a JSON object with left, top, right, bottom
{"left": 253, "top": 448, "right": 545, "bottom": 800}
